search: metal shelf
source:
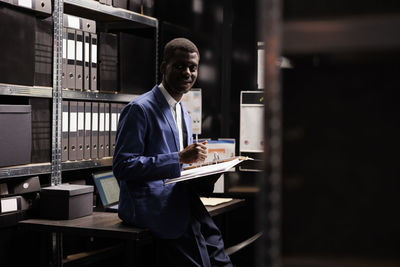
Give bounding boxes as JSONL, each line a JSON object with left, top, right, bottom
{"left": 64, "top": 0, "right": 158, "bottom": 28}
{"left": 62, "top": 157, "right": 112, "bottom": 171}
{"left": 0, "top": 83, "right": 52, "bottom": 98}
{"left": 62, "top": 89, "right": 138, "bottom": 102}
{"left": 0, "top": 163, "right": 52, "bottom": 180}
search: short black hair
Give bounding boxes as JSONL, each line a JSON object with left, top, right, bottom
{"left": 162, "top": 38, "right": 200, "bottom": 63}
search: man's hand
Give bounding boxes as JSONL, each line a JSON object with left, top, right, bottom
{"left": 178, "top": 141, "right": 208, "bottom": 164}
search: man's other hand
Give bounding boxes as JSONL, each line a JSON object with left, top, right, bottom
{"left": 178, "top": 141, "right": 208, "bottom": 164}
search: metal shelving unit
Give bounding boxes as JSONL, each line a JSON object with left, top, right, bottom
{"left": 62, "top": 89, "right": 139, "bottom": 102}
{"left": 1, "top": 0, "right": 159, "bottom": 184}
{"left": 0, "top": 83, "right": 53, "bottom": 98}
{"left": 0, "top": 163, "right": 52, "bottom": 180}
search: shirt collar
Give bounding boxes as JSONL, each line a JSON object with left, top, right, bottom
{"left": 159, "top": 83, "right": 179, "bottom": 109}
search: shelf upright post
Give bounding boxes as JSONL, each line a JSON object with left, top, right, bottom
{"left": 51, "top": 0, "right": 64, "bottom": 186}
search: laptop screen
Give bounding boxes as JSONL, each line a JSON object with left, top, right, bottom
{"left": 92, "top": 171, "right": 120, "bottom": 207}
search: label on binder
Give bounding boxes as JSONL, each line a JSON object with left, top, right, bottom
{"left": 76, "top": 40, "right": 83, "bottom": 61}
{"left": 68, "top": 39, "right": 75, "bottom": 60}
{"left": 105, "top": 113, "right": 110, "bottom": 131}
{"left": 99, "top": 113, "right": 105, "bottom": 131}
{"left": 68, "top": 15, "right": 80, "bottom": 29}
{"left": 85, "top": 113, "right": 91, "bottom": 130}
{"left": 78, "top": 112, "right": 84, "bottom": 130}
{"left": 85, "top": 42, "right": 90, "bottom": 62}
{"left": 111, "top": 113, "right": 117, "bottom": 131}
{"left": 70, "top": 112, "right": 77, "bottom": 132}
{"left": 63, "top": 39, "right": 67, "bottom": 59}
{"left": 91, "top": 44, "right": 97, "bottom": 63}
{"left": 92, "top": 113, "right": 98, "bottom": 131}
{"left": 62, "top": 112, "right": 69, "bottom": 132}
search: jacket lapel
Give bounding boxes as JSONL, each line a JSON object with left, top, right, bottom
{"left": 153, "top": 86, "right": 180, "bottom": 151}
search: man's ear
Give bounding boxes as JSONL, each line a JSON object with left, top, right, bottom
{"left": 160, "top": 61, "right": 166, "bottom": 75}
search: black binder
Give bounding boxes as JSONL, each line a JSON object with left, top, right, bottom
{"left": 128, "top": 0, "right": 141, "bottom": 13}
{"left": 66, "top": 28, "right": 76, "bottom": 89}
{"left": 104, "top": 102, "right": 110, "bottom": 157}
{"left": 75, "top": 29, "right": 84, "bottom": 90}
{"left": 29, "top": 98, "right": 51, "bottom": 163}
{"left": 68, "top": 101, "right": 78, "bottom": 161}
{"left": 119, "top": 32, "right": 155, "bottom": 94}
{"left": 98, "top": 102, "right": 105, "bottom": 159}
{"left": 110, "top": 103, "right": 118, "bottom": 156}
{"left": 84, "top": 102, "right": 92, "bottom": 160}
{"left": 83, "top": 31, "right": 90, "bottom": 91}
{"left": 34, "top": 16, "right": 53, "bottom": 86}
{"left": 91, "top": 102, "right": 99, "bottom": 159}
{"left": 62, "top": 100, "right": 69, "bottom": 161}
{"left": 99, "top": 32, "right": 118, "bottom": 93}
{"left": 0, "top": 6, "right": 35, "bottom": 86}
{"left": 77, "top": 101, "right": 85, "bottom": 160}
{"left": 90, "top": 33, "right": 98, "bottom": 91}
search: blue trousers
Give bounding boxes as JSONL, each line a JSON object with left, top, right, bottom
{"left": 158, "top": 194, "right": 232, "bottom": 267}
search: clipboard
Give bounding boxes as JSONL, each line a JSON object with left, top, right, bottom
{"left": 164, "top": 156, "right": 252, "bottom": 185}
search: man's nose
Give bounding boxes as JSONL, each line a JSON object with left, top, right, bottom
{"left": 182, "top": 67, "right": 191, "bottom": 77}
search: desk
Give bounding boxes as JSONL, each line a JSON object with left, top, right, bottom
{"left": 18, "top": 198, "right": 244, "bottom": 267}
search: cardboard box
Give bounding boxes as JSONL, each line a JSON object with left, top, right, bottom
{"left": 40, "top": 184, "right": 93, "bottom": 220}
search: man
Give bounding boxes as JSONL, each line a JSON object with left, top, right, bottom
{"left": 113, "top": 38, "right": 232, "bottom": 267}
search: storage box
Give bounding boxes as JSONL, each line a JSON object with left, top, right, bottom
{"left": 40, "top": 184, "right": 94, "bottom": 220}
{"left": 0, "top": 105, "right": 32, "bottom": 167}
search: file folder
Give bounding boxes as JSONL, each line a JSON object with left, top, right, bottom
{"left": 83, "top": 32, "right": 90, "bottom": 91}
{"left": 113, "top": 0, "right": 128, "bottom": 9}
{"left": 75, "top": 30, "right": 84, "bottom": 90}
{"left": 77, "top": 102, "right": 85, "bottom": 160}
{"left": 110, "top": 103, "right": 118, "bottom": 156}
{"left": 104, "top": 102, "right": 110, "bottom": 157}
{"left": 68, "top": 101, "right": 78, "bottom": 161}
{"left": 90, "top": 33, "right": 98, "bottom": 91}
{"left": 34, "top": 16, "right": 52, "bottom": 87}
{"left": 62, "top": 101, "right": 69, "bottom": 161}
{"left": 62, "top": 27, "right": 67, "bottom": 88}
{"left": 84, "top": 102, "right": 92, "bottom": 160}
{"left": 91, "top": 102, "right": 99, "bottom": 159}
{"left": 99, "top": 32, "right": 118, "bottom": 93}
{"left": 66, "top": 28, "right": 76, "bottom": 89}
{"left": 98, "top": 102, "right": 105, "bottom": 159}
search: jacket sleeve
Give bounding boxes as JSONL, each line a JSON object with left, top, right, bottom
{"left": 112, "top": 103, "right": 181, "bottom": 182}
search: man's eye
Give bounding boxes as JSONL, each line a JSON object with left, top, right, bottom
{"left": 175, "top": 65, "right": 184, "bottom": 70}
{"left": 190, "top": 66, "right": 197, "bottom": 72}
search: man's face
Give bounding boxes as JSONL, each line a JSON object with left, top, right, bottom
{"left": 161, "top": 49, "right": 199, "bottom": 99}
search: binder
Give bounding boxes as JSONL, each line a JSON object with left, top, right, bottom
{"left": 106, "top": 0, "right": 112, "bottom": 6}
{"left": 99, "top": 32, "right": 118, "bottom": 93}
{"left": 66, "top": 28, "right": 76, "bottom": 89}
{"left": 84, "top": 102, "right": 91, "bottom": 160}
{"left": 34, "top": 16, "right": 52, "bottom": 87}
{"left": 62, "top": 27, "right": 67, "bottom": 88}
{"left": 68, "top": 101, "right": 78, "bottom": 161}
{"left": 91, "top": 102, "right": 99, "bottom": 159}
{"left": 29, "top": 98, "right": 51, "bottom": 163}
{"left": 0, "top": 7, "right": 35, "bottom": 86}
{"left": 104, "top": 102, "right": 110, "bottom": 157}
{"left": 113, "top": 0, "right": 128, "bottom": 9}
{"left": 98, "top": 102, "right": 105, "bottom": 159}
{"left": 75, "top": 30, "right": 84, "bottom": 90}
{"left": 110, "top": 103, "right": 118, "bottom": 156}
{"left": 83, "top": 32, "right": 90, "bottom": 91}
{"left": 63, "top": 13, "right": 82, "bottom": 30}
{"left": 90, "top": 33, "right": 98, "bottom": 91}
{"left": 77, "top": 102, "right": 85, "bottom": 160}
{"left": 62, "top": 101, "right": 69, "bottom": 161}
{"left": 142, "top": 0, "right": 154, "bottom": 16}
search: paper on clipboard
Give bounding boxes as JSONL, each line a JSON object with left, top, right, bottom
{"left": 165, "top": 156, "right": 252, "bottom": 185}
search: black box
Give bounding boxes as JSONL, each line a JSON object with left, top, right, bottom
{"left": 0, "top": 105, "right": 32, "bottom": 167}
{"left": 40, "top": 184, "right": 94, "bottom": 220}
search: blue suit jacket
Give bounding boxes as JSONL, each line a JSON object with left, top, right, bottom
{"left": 112, "top": 85, "right": 194, "bottom": 239}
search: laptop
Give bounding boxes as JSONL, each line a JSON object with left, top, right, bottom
{"left": 92, "top": 171, "right": 120, "bottom": 212}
